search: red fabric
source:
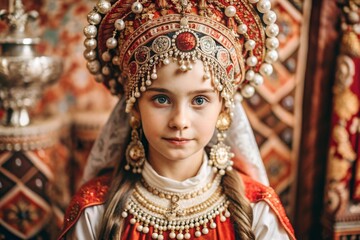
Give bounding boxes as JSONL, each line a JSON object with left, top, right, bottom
{"left": 351, "top": 57, "right": 360, "bottom": 201}
{"left": 58, "top": 172, "right": 295, "bottom": 240}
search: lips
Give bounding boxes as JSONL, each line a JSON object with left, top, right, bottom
{"left": 163, "top": 137, "right": 192, "bottom": 145}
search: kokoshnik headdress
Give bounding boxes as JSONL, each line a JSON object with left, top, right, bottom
{"left": 83, "top": 0, "right": 279, "bottom": 113}
{"left": 82, "top": 0, "right": 278, "bottom": 185}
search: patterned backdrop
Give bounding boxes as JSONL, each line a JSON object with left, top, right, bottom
{"left": 0, "top": 0, "right": 311, "bottom": 238}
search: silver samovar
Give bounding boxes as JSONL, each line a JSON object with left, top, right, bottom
{"left": 0, "top": 0, "right": 63, "bottom": 127}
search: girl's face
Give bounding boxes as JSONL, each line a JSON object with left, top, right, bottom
{"left": 134, "top": 60, "right": 223, "bottom": 165}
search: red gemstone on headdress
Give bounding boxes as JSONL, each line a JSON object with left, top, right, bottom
{"left": 129, "top": 61, "right": 138, "bottom": 75}
{"left": 175, "top": 32, "right": 197, "bottom": 52}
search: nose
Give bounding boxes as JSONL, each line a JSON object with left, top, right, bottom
{"left": 168, "top": 104, "right": 190, "bottom": 130}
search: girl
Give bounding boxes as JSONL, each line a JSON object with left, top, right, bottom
{"left": 59, "top": 0, "right": 295, "bottom": 239}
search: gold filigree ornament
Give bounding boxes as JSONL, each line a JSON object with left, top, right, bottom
{"left": 125, "top": 117, "right": 146, "bottom": 173}
{"left": 209, "top": 112, "right": 234, "bottom": 175}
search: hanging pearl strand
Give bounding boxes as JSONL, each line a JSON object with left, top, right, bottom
{"left": 84, "top": 0, "right": 145, "bottom": 96}
{"left": 212, "top": 0, "right": 279, "bottom": 99}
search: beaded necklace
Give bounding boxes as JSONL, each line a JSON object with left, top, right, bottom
{"left": 121, "top": 174, "right": 230, "bottom": 240}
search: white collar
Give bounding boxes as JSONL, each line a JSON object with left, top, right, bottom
{"left": 142, "top": 153, "right": 214, "bottom": 194}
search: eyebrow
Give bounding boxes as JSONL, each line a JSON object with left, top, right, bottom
{"left": 146, "top": 87, "right": 217, "bottom": 95}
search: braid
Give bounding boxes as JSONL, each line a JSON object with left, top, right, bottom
{"left": 222, "top": 170, "right": 255, "bottom": 239}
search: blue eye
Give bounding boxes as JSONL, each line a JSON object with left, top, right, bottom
{"left": 154, "top": 95, "right": 169, "bottom": 104}
{"left": 193, "top": 96, "right": 208, "bottom": 105}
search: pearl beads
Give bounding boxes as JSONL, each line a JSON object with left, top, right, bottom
{"left": 84, "top": 38, "right": 97, "bottom": 50}
{"left": 84, "top": 25, "right": 97, "bottom": 38}
{"left": 260, "top": 63, "right": 273, "bottom": 75}
{"left": 224, "top": 6, "right": 236, "bottom": 17}
{"left": 84, "top": 50, "right": 97, "bottom": 61}
{"left": 263, "top": 11, "right": 277, "bottom": 25}
{"left": 106, "top": 38, "right": 117, "bottom": 49}
{"left": 114, "top": 19, "right": 125, "bottom": 31}
{"left": 87, "top": 60, "right": 101, "bottom": 73}
{"left": 96, "top": 0, "right": 112, "bottom": 14}
{"left": 266, "top": 24, "right": 280, "bottom": 37}
{"left": 257, "top": 0, "right": 271, "bottom": 14}
{"left": 132, "top": 1, "right": 143, "bottom": 14}
{"left": 266, "top": 37, "right": 280, "bottom": 49}
{"left": 87, "top": 11, "right": 102, "bottom": 25}
{"left": 102, "top": 51, "right": 111, "bottom": 62}
{"left": 265, "top": 49, "right": 278, "bottom": 63}
{"left": 241, "top": 85, "right": 255, "bottom": 98}
{"left": 253, "top": 73, "right": 264, "bottom": 86}
{"left": 246, "top": 70, "right": 255, "bottom": 80}
{"left": 237, "top": 24, "right": 248, "bottom": 34}
{"left": 245, "top": 39, "right": 256, "bottom": 50}
{"left": 246, "top": 56, "right": 258, "bottom": 67}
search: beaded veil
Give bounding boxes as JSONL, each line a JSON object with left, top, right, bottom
{"left": 82, "top": 0, "right": 279, "bottom": 185}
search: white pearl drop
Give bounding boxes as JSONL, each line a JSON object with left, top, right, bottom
{"left": 169, "top": 232, "right": 176, "bottom": 239}
{"left": 266, "top": 24, "right": 279, "bottom": 37}
{"left": 210, "top": 222, "right": 217, "bottom": 228}
{"left": 177, "top": 233, "right": 184, "bottom": 239}
{"left": 202, "top": 228, "right": 209, "bottom": 234}
{"left": 106, "top": 38, "right": 117, "bottom": 49}
{"left": 237, "top": 24, "right": 248, "bottom": 34}
{"left": 96, "top": 0, "right": 112, "bottom": 14}
{"left": 195, "top": 231, "right": 202, "bottom": 237}
{"left": 130, "top": 218, "right": 136, "bottom": 224}
{"left": 132, "top": 1, "right": 143, "bottom": 14}
{"left": 152, "top": 233, "right": 158, "bottom": 239}
{"left": 263, "top": 11, "right": 277, "bottom": 25}
{"left": 246, "top": 69, "right": 255, "bottom": 80}
{"left": 136, "top": 225, "right": 143, "bottom": 232}
{"left": 158, "top": 235, "right": 164, "bottom": 240}
{"left": 163, "top": 58, "right": 170, "bottom": 65}
{"left": 266, "top": 37, "right": 279, "bottom": 49}
{"left": 180, "top": 64, "right": 187, "bottom": 72}
{"left": 241, "top": 85, "right": 255, "bottom": 98}
{"left": 265, "top": 50, "right": 278, "bottom": 63}
{"left": 252, "top": 73, "right": 264, "bottom": 85}
{"left": 224, "top": 6, "right": 236, "bottom": 17}
{"left": 184, "top": 233, "right": 191, "bottom": 239}
{"left": 114, "top": 19, "right": 125, "bottom": 31}
{"left": 246, "top": 56, "right": 258, "bottom": 67}
{"left": 245, "top": 39, "right": 256, "bottom": 50}
{"left": 260, "top": 63, "right": 273, "bottom": 76}
{"left": 257, "top": 0, "right": 271, "bottom": 13}
{"left": 142, "top": 226, "right": 149, "bottom": 233}
{"left": 151, "top": 73, "right": 158, "bottom": 80}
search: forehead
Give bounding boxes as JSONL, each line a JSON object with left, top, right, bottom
{"left": 152, "top": 60, "right": 213, "bottom": 89}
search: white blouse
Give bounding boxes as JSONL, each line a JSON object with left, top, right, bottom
{"left": 66, "top": 158, "right": 290, "bottom": 239}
